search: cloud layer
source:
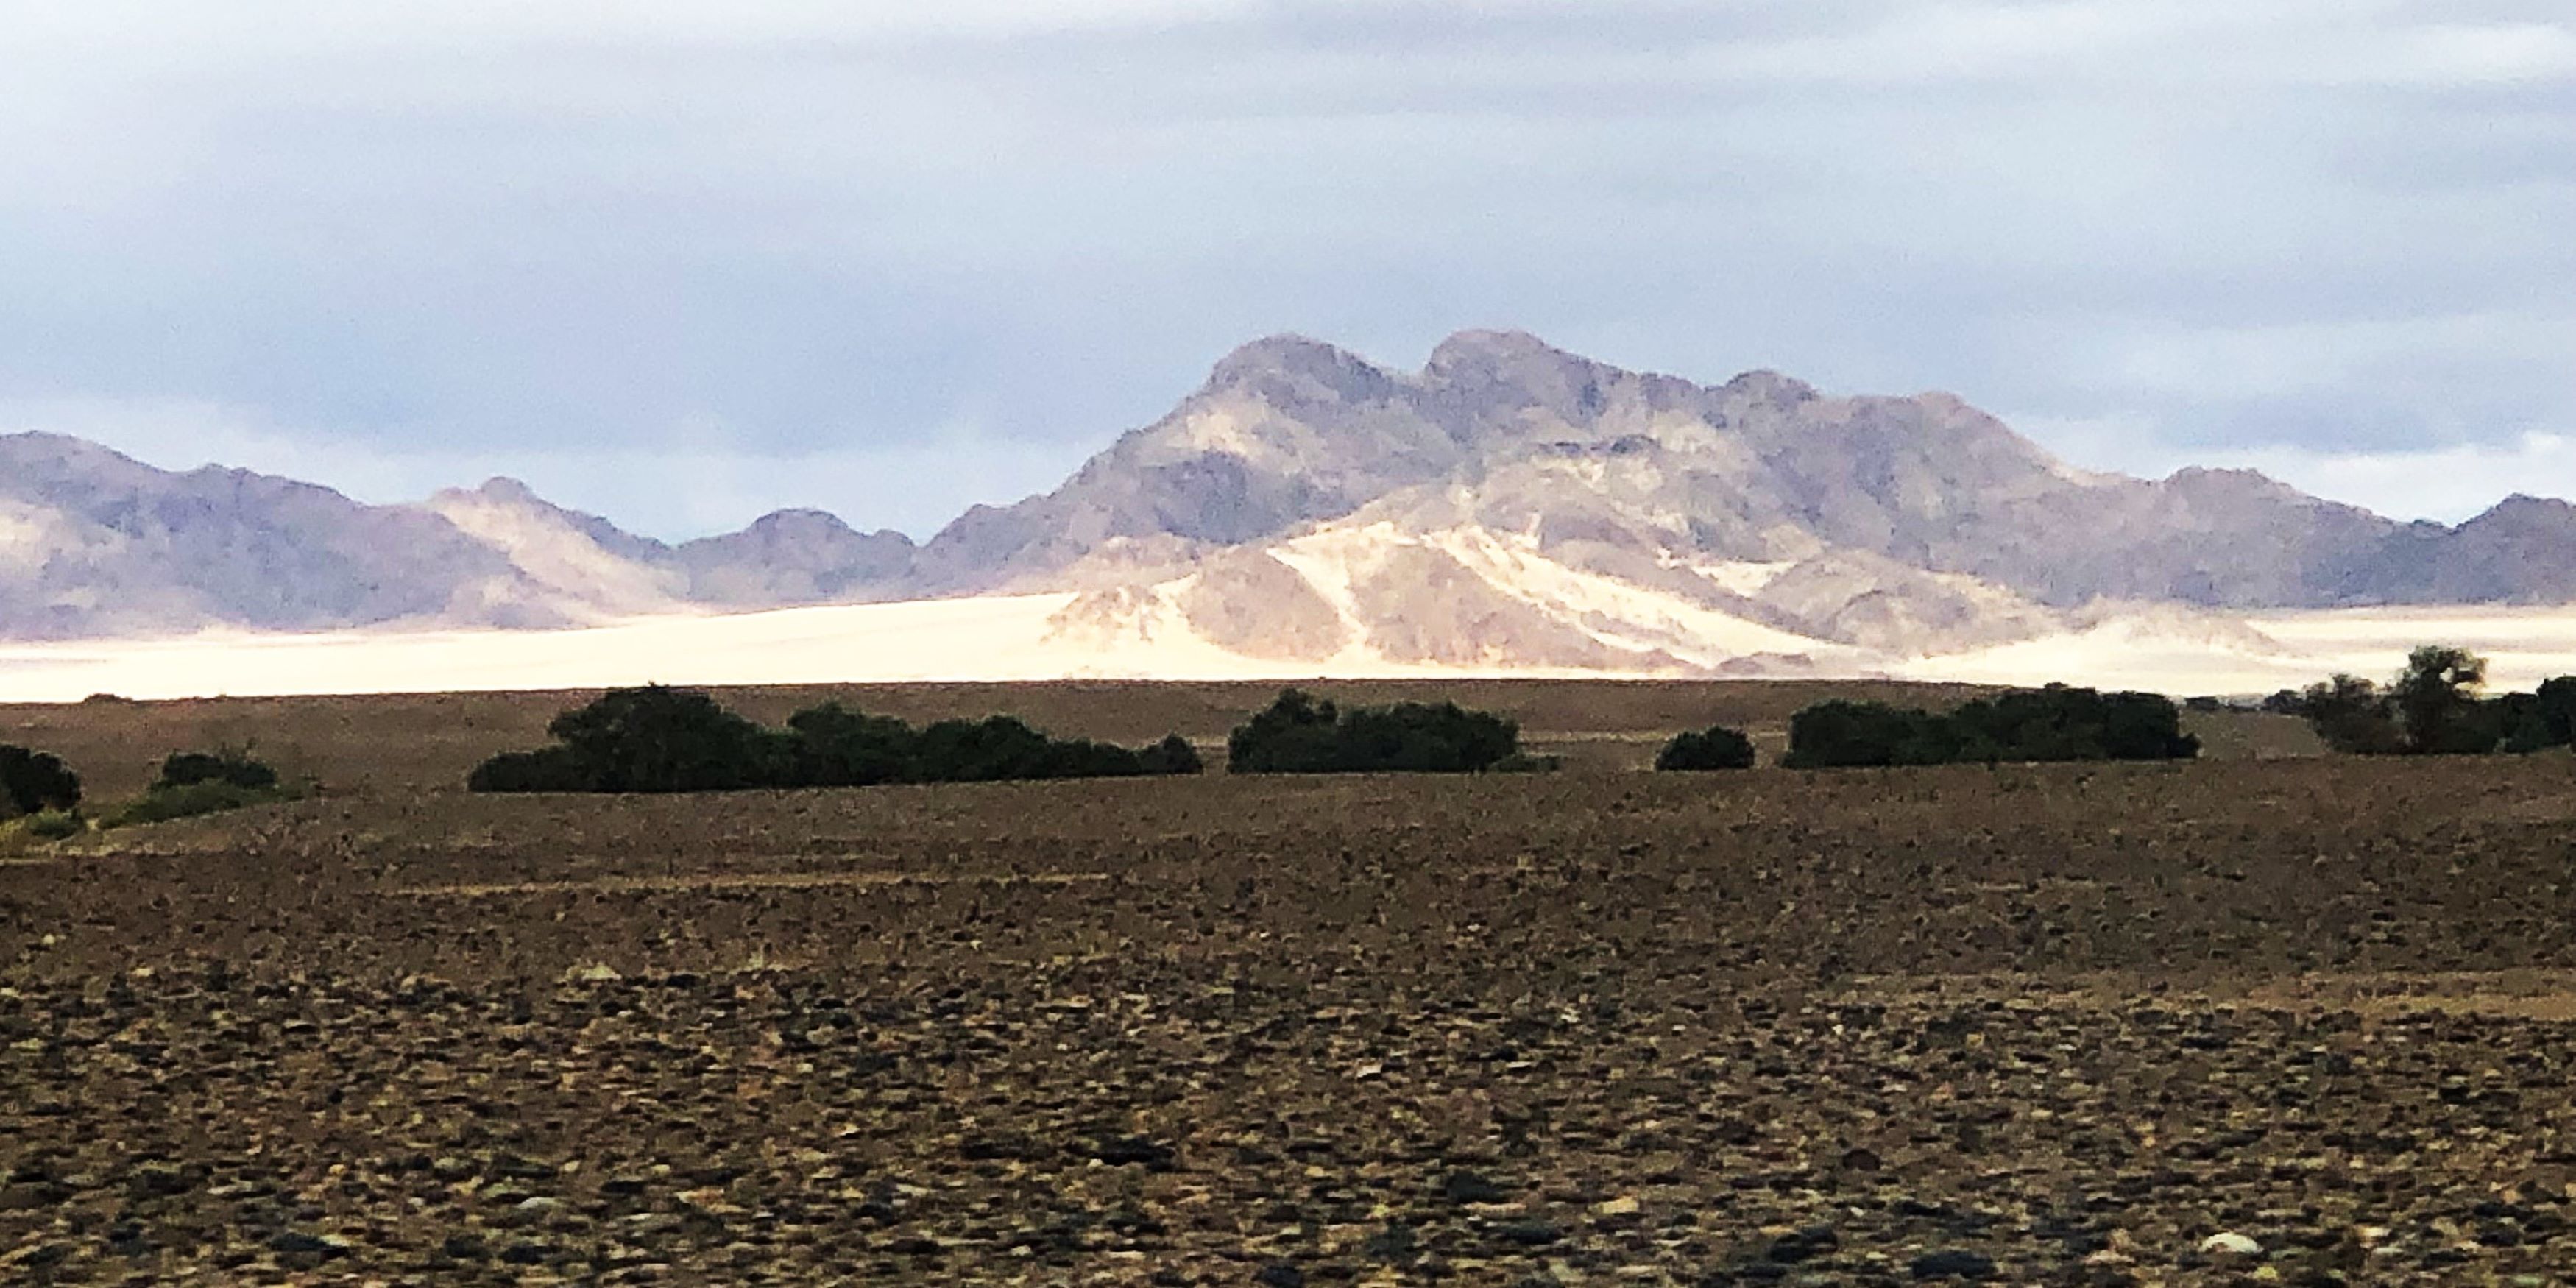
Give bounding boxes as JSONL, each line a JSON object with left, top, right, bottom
{"left": 4, "top": 1, "right": 2569, "bottom": 537}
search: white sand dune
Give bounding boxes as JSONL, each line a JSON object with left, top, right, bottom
{"left": 0, "top": 590, "right": 1673, "bottom": 702}
{"left": 10, "top": 588, "right": 2576, "bottom": 704}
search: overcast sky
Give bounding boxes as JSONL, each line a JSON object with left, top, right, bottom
{"left": 4, "top": 1, "right": 2570, "bottom": 539}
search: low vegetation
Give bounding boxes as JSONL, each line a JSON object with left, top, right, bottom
{"left": 2269, "top": 645, "right": 2576, "bottom": 757}
{"left": 1783, "top": 684, "right": 2199, "bottom": 769}
{"left": 97, "top": 748, "right": 302, "bottom": 829}
{"left": 1655, "top": 725, "right": 1757, "bottom": 771}
{"left": 468, "top": 685, "right": 1203, "bottom": 793}
{"left": 1, "top": 743, "right": 82, "bottom": 818}
{"left": 1225, "top": 689, "right": 1519, "bottom": 774}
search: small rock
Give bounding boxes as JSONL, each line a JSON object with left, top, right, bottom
{"left": 2201, "top": 1231, "right": 2263, "bottom": 1258}
{"left": 1909, "top": 1249, "right": 1998, "bottom": 1281}
{"left": 1594, "top": 1195, "right": 1641, "bottom": 1217}
{"left": 1443, "top": 1171, "right": 1511, "bottom": 1204}
{"left": 265, "top": 1231, "right": 344, "bottom": 1259}
{"left": 1362, "top": 1225, "right": 1419, "bottom": 1263}
{"left": 1254, "top": 1264, "right": 1306, "bottom": 1287}
{"left": 1768, "top": 1225, "right": 1839, "bottom": 1264}
{"left": 1496, "top": 1221, "right": 1561, "bottom": 1247}
{"left": 499, "top": 1240, "right": 551, "bottom": 1265}
{"left": 1083, "top": 1136, "right": 1177, "bottom": 1171}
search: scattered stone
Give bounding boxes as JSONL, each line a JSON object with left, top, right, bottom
{"left": 2201, "top": 1231, "right": 2264, "bottom": 1257}
{"left": 1910, "top": 1249, "right": 1998, "bottom": 1280}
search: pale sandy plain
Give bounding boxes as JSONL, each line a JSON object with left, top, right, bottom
{"left": 7, "top": 590, "right": 2576, "bottom": 702}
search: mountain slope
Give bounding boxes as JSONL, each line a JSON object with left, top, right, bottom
{"left": 917, "top": 330, "right": 2450, "bottom": 613}
{"left": 0, "top": 436, "right": 921, "bottom": 638}
{"left": 7, "top": 330, "right": 2576, "bottom": 661}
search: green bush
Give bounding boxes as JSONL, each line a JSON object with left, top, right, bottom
{"left": 1, "top": 745, "right": 82, "bottom": 818}
{"left": 782, "top": 703, "right": 917, "bottom": 786}
{"left": 1655, "top": 726, "right": 1757, "bottom": 771}
{"left": 1225, "top": 689, "right": 1345, "bottom": 773}
{"left": 468, "top": 687, "right": 1202, "bottom": 793}
{"left": 1135, "top": 735, "right": 1205, "bottom": 776}
{"left": 157, "top": 749, "right": 280, "bottom": 792}
{"left": 1948, "top": 685, "right": 2201, "bottom": 762}
{"left": 2502, "top": 676, "right": 2576, "bottom": 753}
{"left": 99, "top": 780, "right": 297, "bottom": 830}
{"left": 464, "top": 746, "right": 593, "bottom": 793}
{"left": 2292, "top": 647, "right": 2510, "bottom": 756}
{"left": 1783, "top": 700, "right": 1961, "bottom": 768}
{"left": 1784, "top": 687, "right": 2198, "bottom": 769}
{"left": 545, "top": 684, "right": 776, "bottom": 793}
{"left": 19, "top": 810, "right": 85, "bottom": 841}
{"left": 1225, "top": 690, "right": 1521, "bottom": 774}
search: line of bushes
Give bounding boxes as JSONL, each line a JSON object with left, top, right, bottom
{"left": 1224, "top": 690, "right": 1522, "bottom": 774}
{"left": 4, "top": 744, "right": 302, "bottom": 842}
{"left": 2265, "top": 645, "right": 2576, "bottom": 757}
{"left": 467, "top": 686, "right": 1203, "bottom": 793}
{"left": 1782, "top": 684, "right": 2200, "bottom": 769}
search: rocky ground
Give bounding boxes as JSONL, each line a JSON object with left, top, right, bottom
{"left": 6, "top": 754, "right": 2576, "bottom": 1283}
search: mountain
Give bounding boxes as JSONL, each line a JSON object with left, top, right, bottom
{"left": 4, "top": 330, "right": 2574, "bottom": 674}
{"left": 908, "top": 330, "right": 2431, "bottom": 610}
{"left": 0, "top": 437, "right": 918, "bottom": 639}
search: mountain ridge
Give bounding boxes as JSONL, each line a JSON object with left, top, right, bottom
{"left": 4, "top": 331, "right": 2572, "bottom": 669}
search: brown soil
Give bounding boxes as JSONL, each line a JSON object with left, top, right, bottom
{"left": 0, "top": 685, "right": 2550, "bottom": 1285}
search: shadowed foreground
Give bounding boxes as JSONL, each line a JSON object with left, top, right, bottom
{"left": 5, "top": 755, "right": 2575, "bottom": 1284}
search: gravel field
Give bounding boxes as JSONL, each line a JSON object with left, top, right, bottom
{"left": 1, "top": 690, "right": 2569, "bottom": 1284}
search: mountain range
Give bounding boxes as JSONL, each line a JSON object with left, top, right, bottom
{"left": 5, "top": 330, "right": 2572, "bottom": 675}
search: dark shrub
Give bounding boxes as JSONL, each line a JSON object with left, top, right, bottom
{"left": 1226, "top": 690, "right": 1520, "bottom": 774}
{"left": 1225, "top": 689, "right": 1345, "bottom": 774}
{"left": 782, "top": 703, "right": 919, "bottom": 787}
{"left": 916, "top": 716, "right": 1075, "bottom": 782}
{"left": 465, "top": 746, "right": 594, "bottom": 793}
{"left": 1656, "top": 726, "right": 1757, "bottom": 771}
{"left": 1785, "top": 687, "right": 2197, "bottom": 770}
{"left": 1336, "top": 702, "right": 1519, "bottom": 773}
{"left": 1, "top": 745, "right": 81, "bottom": 818}
{"left": 2392, "top": 645, "right": 2494, "bottom": 754}
{"left": 1135, "top": 735, "right": 1204, "bottom": 776}
{"left": 2502, "top": 676, "right": 2576, "bottom": 752}
{"left": 2297, "top": 673, "right": 2405, "bottom": 755}
{"left": 1783, "top": 701, "right": 1958, "bottom": 769}
{"left": 545, "top": 684, "right": 776, "bottom": 793}
{"left": 1949, "top": 685, "right": 2199, "bottom": 762}
{"left": 157, "top": 749, "right": 280, "bottom": 792}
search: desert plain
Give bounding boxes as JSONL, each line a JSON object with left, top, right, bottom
{"left": 3, "top": 681, "right": 2574, "bottom": 1285}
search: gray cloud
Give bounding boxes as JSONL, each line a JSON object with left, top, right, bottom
{"left": 1, "top": 1, "right": 2569, "bottom": 537}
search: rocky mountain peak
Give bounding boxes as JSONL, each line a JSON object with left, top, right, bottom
{"left": 1423, "top": 329, "right": 1624, "bottom": 427}
{"left": 470, "top": 476, "right": 546, "bottom": 505}
{"left": 1716, "top": 369, "right": 1820, "bottom": 409}
{"left": 1202, "top": 333, "right": 1402, "bottom": 408}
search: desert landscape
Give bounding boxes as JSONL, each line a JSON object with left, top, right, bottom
{"left": 5, "top": 681, "right": 2572, "bottom": 1284}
